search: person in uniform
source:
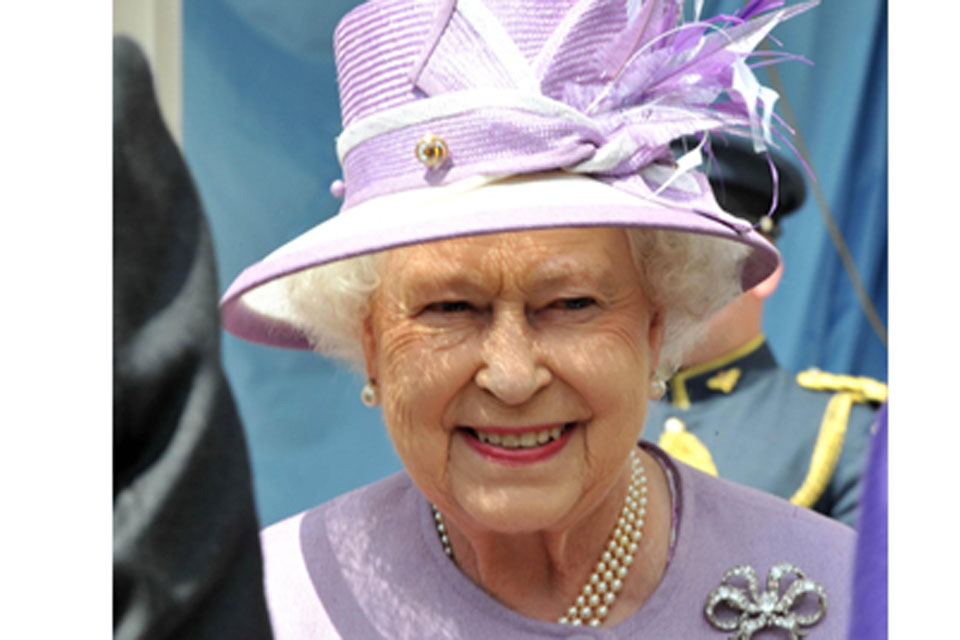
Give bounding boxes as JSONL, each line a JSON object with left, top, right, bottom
{"left": 643, "top": 137, "right": 887, "bottom": 527}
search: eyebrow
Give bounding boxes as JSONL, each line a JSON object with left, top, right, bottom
{"left": 392, "top": 252, "right": 624, "bottom": 302}
{"left": 399, "top": 269, "right": 496, "bottom": 300}
{"left": 523, "top": 259, "right": 619, "bottom": 296}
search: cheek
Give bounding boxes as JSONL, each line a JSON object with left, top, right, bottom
{"left": 375, "top": 321, "right": 479, "bottom": 448}
{"left": 378, "top": 323, "right": 477, "bottom": 394}
{"left": 543, "top": 321, "right": 652, "bottom": 421}
{"left": 546, "top": 317, "right": 651, "bottom": 379}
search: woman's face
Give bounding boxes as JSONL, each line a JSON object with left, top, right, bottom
{"left": 363, "top": 227, "right": 665, "bottom": 535}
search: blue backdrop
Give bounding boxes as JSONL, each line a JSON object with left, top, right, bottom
{"left": 183, "top": 0, "right": 887, "bottom": 527}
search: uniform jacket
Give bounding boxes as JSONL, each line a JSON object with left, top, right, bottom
{"left": 643, "top": 335, "right": 885, "bottom": 527}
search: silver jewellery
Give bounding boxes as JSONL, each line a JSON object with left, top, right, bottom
{"left": 431, "top": 449, "right": 648, "bottom": 628}
{"left": 360, "top": 381, "right": 379, "bottom": 407}
{"left": 650, "top": 377, "right": 667, "bottom": 399}
{"left": 704, "top": 563, "right": 827, "bottom": 639}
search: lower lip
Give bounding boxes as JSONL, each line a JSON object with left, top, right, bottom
{"left": 462, "top": 424, "right": 575, "bottom": 466}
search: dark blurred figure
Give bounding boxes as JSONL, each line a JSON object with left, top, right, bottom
{"left": 113, "top": 36, "right": 272, "bottom": 639}
{"left": 644, "top": 137, "right": 886, "bottom": 527}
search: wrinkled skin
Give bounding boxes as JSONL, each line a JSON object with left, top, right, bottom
{"left": 362, "top": 227, "right": 671, "bottom": 623}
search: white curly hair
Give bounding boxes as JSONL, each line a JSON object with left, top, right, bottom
{"left": 283, "top": 227, "right": 748, "bottom": 380}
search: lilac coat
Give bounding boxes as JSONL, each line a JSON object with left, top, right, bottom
{"left": 262, "top": 446, "right": 854, "bottom": 638}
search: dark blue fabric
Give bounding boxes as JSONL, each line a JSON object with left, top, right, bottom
{"left": 183, "top": 0, "right": 887, "bottom": 525}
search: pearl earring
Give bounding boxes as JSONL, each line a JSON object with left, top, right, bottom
{"left": 650, "top": 378, "right": 667, "bottom": 399}
{"left": 360, "top": 381, "right": 379, "bottom": 407}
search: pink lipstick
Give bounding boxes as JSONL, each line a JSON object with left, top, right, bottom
{"left": 461, "top": 422, "right": 576, "bottom": 466}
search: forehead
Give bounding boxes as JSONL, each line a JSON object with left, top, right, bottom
{"left": 382, "top": 227, "right": 637, "bottom": 289}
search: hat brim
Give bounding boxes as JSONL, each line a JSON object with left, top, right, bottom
{"left": 220, "top": 171, "right": 780, "bottom": 348}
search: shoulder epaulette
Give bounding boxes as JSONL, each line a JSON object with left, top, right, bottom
{"left": 795, "top": 368, "right": 888, "bottom": 404}
{"left": 789, "top": 370, "right": 886, "bottom": 510}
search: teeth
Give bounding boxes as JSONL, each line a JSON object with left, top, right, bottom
{"left": 474, "top": 424, "right": 571, "bottom": 449}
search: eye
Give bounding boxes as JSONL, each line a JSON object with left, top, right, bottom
{"left": 553, "top": 297, "right": 596, "bottom": 311}
{"left": 424, "top": 300, "right": 474, "bottom": 314}
{"left": 535, "top": 296, "right": 601, "bottom": 324}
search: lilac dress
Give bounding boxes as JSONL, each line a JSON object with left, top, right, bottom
{"left": 261, "top": 445, "right": 854, "bottom": 638}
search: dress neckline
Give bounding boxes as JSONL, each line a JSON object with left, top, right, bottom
{"left": 416, "top": 441, "right": 685, "bottom": 635}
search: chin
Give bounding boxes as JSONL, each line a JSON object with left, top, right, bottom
{"left": 450, "top": 481, "right": 583, "bottom": 535}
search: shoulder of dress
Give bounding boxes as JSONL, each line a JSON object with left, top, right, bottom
{"left": 795, "top": 368, "right": 888, "bottom": 405}
{"left": 687, "top": 464, "right": 856, "bottom": 543}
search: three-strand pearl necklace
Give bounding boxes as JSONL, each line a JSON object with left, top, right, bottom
{"left": 431, "top": 448, "right": 647, "bottom": 628}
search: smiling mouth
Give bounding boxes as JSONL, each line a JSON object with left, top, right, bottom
{"left": 463, "top": 423, "right": 576, "bottom": 450}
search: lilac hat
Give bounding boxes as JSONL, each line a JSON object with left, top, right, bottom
{"left": 221, "top": 0, "right": 816, "bottom": 348}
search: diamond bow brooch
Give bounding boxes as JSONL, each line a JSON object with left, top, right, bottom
{"left": 704, "top": 562, "right": 827, "bottom": 639}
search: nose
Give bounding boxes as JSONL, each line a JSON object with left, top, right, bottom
{"left": 474, "top": 308, "right": 551, "bottom": 405}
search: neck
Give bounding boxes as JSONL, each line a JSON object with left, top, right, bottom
{"left": 438, "top": 448, "right": 672, "bottom": 626}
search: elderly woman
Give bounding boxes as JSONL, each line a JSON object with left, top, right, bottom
{"left": 221, "top": 0, "right": 852, "bottom": 637}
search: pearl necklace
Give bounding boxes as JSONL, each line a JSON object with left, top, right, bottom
{"left": 431, "top": 448, "right": 647, "bottom": 628}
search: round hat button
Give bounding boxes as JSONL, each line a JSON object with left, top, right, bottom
{"left": 415, "top": 133, "right": 449, "bottom": 169}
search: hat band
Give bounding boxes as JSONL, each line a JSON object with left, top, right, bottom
{"left": 336, "top": 88, "right": 744, "bottom": 210}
